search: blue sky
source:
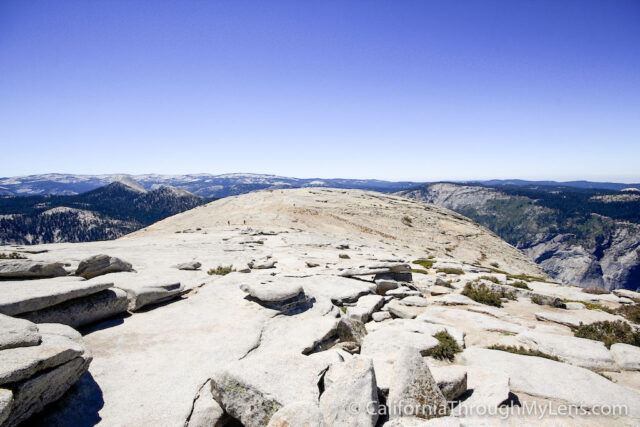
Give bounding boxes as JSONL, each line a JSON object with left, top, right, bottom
{"left": 1, "top": 0, "right": 639, "bottom": 182}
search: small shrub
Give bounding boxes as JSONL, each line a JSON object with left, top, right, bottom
{"left": 402, "top": 216, "right": 413, "bottom": 226}
{"left": 531, "top": 294, "right": 545, "bottom": 305}
{"left": 479, "top": 275, "right": 500, "bottom": 284}
{"left": 412, "top": 259, "right": 435, "bottom": 269}
{"left": 436, "top": 268, "right": 465, "bottom": 275}
{"left": 508, "top": 281, "right": 530, "bottom": 290}
{"left": 428, "top": 331, "right": 462, "bottom": 361}
{"left": 338, "top": 254, "right": 350, "bottom": 259}
{"left": 411, "top": 269, "right": 429, "bottom": 275}
{"left": 574, "top": 320, "right": 640, "bottom": 348}
{"left": 582, "top": 286, "right": 610, "bottom": 295}
{"left": 488, "top": 345, "right": 560, "bottom": 361}
{"left": 506, "top": 273, "right": 548, "bottom": 283}
{"left": 563, "top": 299, "right": 614, "bottom": 313}
{"left": 462, "top": 283, "right": 503, "bottom": 307}
{"left": 0, "top": 252, "right": 27, "bottom": 260}
{"left": 618, "top": 303, "right": 640, "bottom": 325}
{"left": 339, "top": 306, "right": 347, "bottom": 314}
{"left": 440, "top": 280, "right": 454, "bottom": 289}
{"left": 207, "top": 265, "right": 235, "bottom": 276}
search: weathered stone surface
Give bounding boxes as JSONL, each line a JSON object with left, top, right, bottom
{"left": 375, "top": 279, "right": 400, "bottom": 295}
{"left": 4, "top": 355, "right": 91, "bottom": 427}
{"left": 20, "top": 288, "right": 129, "bottom": 329}
{"left": 431, "top": 294, "right": 476, "bottom": 306}
{"left": 387, "top": 286, "right": 421, "bottom": 298}
{"left": 300, "top": 276, "right": 376, "bottom": 305}
{"left": 400, "top": 296, "right": 429, "bottom": 307}
{"left": 268, "top": 401, "right": 326, "bottom": 427}
{"left": 430, "top": 366, "right": 467, "bottom": 401}
{"left": 0, "top": 334, "right": 86, "bottom": 385}
{"left": 387, "top": 299, "right": 425, "bottom": 319}
{"left": 610, "top": 343, "right": 640, "bottom": 371}
{"left": 418, "top": 307, "right": 524, "bottom": 334}
{"left": 565, "top": 301, "right": 586, "bottom": 310}
{"left": 534, "top": 309, "right": 624, "bottom": 328}
{"left": 336, "top": 317, "right": 367, "bottom": 347}
{"left": 347, "top": 294, "right": 384, "bottom": 323}
{"left": 430, "top": 286, "right": 452, "bottom": 296}
{"left": 0, "top": 260, "right": 67, "bottom": 280}
{"left": 248, "top": 258, "right": 277, "bottom": 269}
{"left": 0, "top": 278, "right": 112, "bottom": 317}
{"left": 185, "top": 379, "right": 226, "bottom": 427}
{"left": 453, "top": 366, "right": 510, "bottom": 412}
{"left": 176, "top": 261, "right": 202, "bottom": 271}
{"left": 387, "top": 346, "right": 448, "bottom": 420}
{"left": 516, "top": 331, "right": 617, "bottom": 371}
{"left": 320, "top": 356, "right": 378, "bottom": 426}
{"left": 461, "top": 347, "right": 640, "bottom": 417}
{"left": 0, "top": 388, "right": 12, "bottom": 426}
{"left": 210, "top": 351, "right": 342, "bottom": 427}
{"left": 75, "top": 254, "right": 133, "bottom": 279}
{"left": 372, "top": 311, "right": 391, "bottom": 322}
{"left": 612, "top": 289, "right": 640, "bottom": 300}
{"left": 120, "top": 281, "right": 184, "bottom": 311}
{"left": 0, "top": 314, "right": 41, "bottom": 351}
{"left": 361, "top": 322, "right": 440, "bottom": 391}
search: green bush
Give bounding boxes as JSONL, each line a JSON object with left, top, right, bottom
{"left": 479, "top": 275, "right": 500, "bottom": 284}
{"left": 488, "top": 345, "right": 560, "bottom": 361}
{"left": 618, "top": 303, "right": 640, "bottom": 325}
{"left": 574, "top": 320, "right": 640, "bottom": 348}
{"left": 436, "top": 268, "right": 465, "bottom": 275}
{"left": 207, "top": 265, "right": 235, "bottom": 276}
{"left": 412, "top": 259, "right": 435, "bottom": 269}
{"left": 508, "top": 281, "right": 530, "bottom": 290}
{"left": 462, "top": 283, "right": 503, "bottom": 307}
{"left": 338, "top": 254, "right": 350, "bottom": 259}
{"left": 0, "top": 252, "right": 27, "bottom": 259}
{"left": 402, "top": 216, "right": 413, "bottom": 226}
{"left": 411, "top": 269, "right": 429, "bottom": 275}
{"left": 428, "top": 331, "right": 462, "bottom": 361}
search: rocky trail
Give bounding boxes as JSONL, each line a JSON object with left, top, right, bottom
{"left": 0, "top": 188, "right": 639, "bottom": 426}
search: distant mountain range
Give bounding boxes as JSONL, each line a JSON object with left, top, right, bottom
{"left": 1, "top": 173, "right": 638, "bottom": 198}
{"left": 0, "top": 181, "right": 207, "bottom": 245}
{"left": 398, "top": 182, "right": 640, "bottom": 290}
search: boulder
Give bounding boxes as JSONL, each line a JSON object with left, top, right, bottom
{"left": 400, "top": 296, "right": 428, "bottom": 307}
{"left": 268, "top": 401, "right": 326, "bottom": 427}
{"left": 360, "top": 322, "right": 440, "bottom": 391}
{"left": 4, "top": 355, "right": 91, "bottom": 427}
{"left": 516, "top": 331, "right": 617, "bottom": 371}
{"left": 75, "top": 254, "right": 133, "bottom": 279}
{"left": 461, "top": 347, "right": 640, "bottom": 417}
{"left": 320, "top": 356, "right": 378, "bottom": 426}
{"left": 240, "top": 282, "right": 310, "bottom": 314}
{"left": 610, "top": 343, "right": 640, "bottom": 371}
{"left": 387, "top": 287, "right": 421, "bottom": 299}
{"left": 387, "top": 346, "right": 448, "bottom": 420}
{"left": 0, "top": 388, "right": 12, "bottom": 425}
{"left": 565, "top": 302, "right": 586, "bottom": 310}
{"left": 430, "top": 366, "right": 467, "bottom": 401}
{"left": 375, "top": 279, "right": 400, "bottom": 295}
{"left": 387, "top": 300, "right": 424, "bottom": 319}
{"left": 20, "top": 288, "right": 129, "bottom": 329}
{"left": 210, "top": 351, "right": 342, "bottom": 427}
{"left": 336, "top": 318, "right": 367, "bottom": 347}
{"left": 300, "top": 276, "right": 376, "bottom": 305}
{"left": 346, "top": 295, "right": 384, "bottom": 323}
{"left": 372, "top": 312, "right": 391, "bottom": 322}
{"left": 453, "top": 366, "right": 510, "bottom": 413}
{"left": 0, "top": 260, "right": 67, "bottom": 280}
{"left": 185, "top": 379, "right": 227, "bottom": 427}
{"left": 0, "top": 278, "right": 113, "bottom": 316}
{"left": 429, "top": 286, "right": 452, "bottom": 296}
{"left": 116, "top": 281, "right": 184, "bottom": 311}
{"left": 248, "top": 258, "right": 277, "bottom": 269}
{"left": 0, "top": 314, "right": 41, "bottom": 351}
{"left": 613, "top": 289, "right": 640, "bottom": 300}
{"left": 176, "top": 261, "right": 202, "bottom": 271}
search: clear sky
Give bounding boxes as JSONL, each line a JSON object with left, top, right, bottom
{"left": 1, "top": 0, "right": 639, "bottom": 182}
